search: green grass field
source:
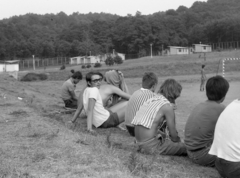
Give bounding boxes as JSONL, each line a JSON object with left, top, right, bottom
{"left": 1, "top": 50, "right": 240, "bottom": 178}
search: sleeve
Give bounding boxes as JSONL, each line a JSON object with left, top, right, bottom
{"left": 67, "top": 83, "right": 75, "bottom": 92}
{"left": 88, "top": 87, "right": 99, "bottom": 100}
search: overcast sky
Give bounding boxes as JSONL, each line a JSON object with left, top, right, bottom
{"left": 0, "top": 0, "right": 207, "bottom": 20}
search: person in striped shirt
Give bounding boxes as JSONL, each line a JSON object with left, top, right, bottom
{"left": 124, "top": 72, "right": 158, "bottom": 136}
{"left": 132, "top": 79, "right": 187, "bottom": 156}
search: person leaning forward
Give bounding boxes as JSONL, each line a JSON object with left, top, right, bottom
{"left": 61, "top": 71, "right": 82, "bottom": 109}
{"left": 132, "top": 79, "right": 187, "bottom": 156}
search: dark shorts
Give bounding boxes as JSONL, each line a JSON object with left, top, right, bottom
{"left": 63, "top": 99, "right": 77, "bottom": 109}
{"left": 126, "top": 124, "right": 135, "bottom": 137}
{"left": 99, "top": 110, "right": 120, "bottom": 128}
{"left": 215, "top": 157, "right": 240, "bottom": 178}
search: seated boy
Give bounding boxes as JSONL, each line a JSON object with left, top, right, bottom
{"left": 125, "top": 72, "right": 158, "bottom": 136}
{"left": 209, "top": 99, "right": 240, "bottom": 178}
{"left": 132, "top": 79, "right": 187, "bottom": 156}
{"left": 70, "top": 71, "right": 129, "bottom": 132}
{"left": 61, "top": 71, "right": 82, "bottom": 109}
{"left": 184, "top": 75, "right": 229, "bottom": 167}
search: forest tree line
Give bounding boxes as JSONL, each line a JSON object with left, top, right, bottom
{"left": 0, "top": 0, "right": 240, "bottom": 61}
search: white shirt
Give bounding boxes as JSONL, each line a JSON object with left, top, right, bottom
{"left": 209, "top": 99, "right": 240, "bottom": 162}
{"left": 83, "top": 87, "right": 110, "bottom": 128}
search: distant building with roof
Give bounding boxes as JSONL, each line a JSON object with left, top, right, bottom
{"left": 167, "top": 46, "right": 190, "bottom": 55}
{"left": 0, "top": 60, "right": 20, "bottom": 72}
{"left": 193, "top": 44, "right": 212, "bottom": 53}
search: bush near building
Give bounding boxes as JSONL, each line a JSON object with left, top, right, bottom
{"left": 94, "top": 62, "right": 102, "bottom": 68}
{"left": 114, "top": 55, "right": 123, "bottom": 64}
{"left": 105, "top": 56, "right": 114, "bottom": 66}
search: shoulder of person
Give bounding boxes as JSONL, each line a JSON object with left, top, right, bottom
{"left": 86, "top": 87, "right": 99, "bottom": 92}
{"left": 161, "top": 103, "right": 173, "bottom": 113}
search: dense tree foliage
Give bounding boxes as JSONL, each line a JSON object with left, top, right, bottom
{"left": 0, "top": 0, "right": 240, "bottom": 61}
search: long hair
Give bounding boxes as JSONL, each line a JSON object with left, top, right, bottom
{"left": 157, "top": 79, "right": 182, "bottom": 103}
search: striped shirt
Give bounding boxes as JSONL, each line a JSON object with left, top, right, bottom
{"left": 131, "top": 95, "right": 170, "bottom": 129}
{"left": 125, "top": 88, "right": 156, "bottom": 125}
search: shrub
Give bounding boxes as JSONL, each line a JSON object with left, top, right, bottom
{"left": 105, "top": 56, "right": 114, "bottom": 66}
{"left": 81, "top": 65, "right": 86, "bottom": 69}
{"left": 114, "top": 55, "right": 123, "bottom": 64}
{"left": 86, "top": 64, "right": 91, "bottom": 68}
{"left": 21, "top": 73, "right": 48, "bottom": 82}
{"left": 94, "top": 62, "right": 102, "bottom": 68}
{"left": 60, "top": 65, "right": 65, "bottom": 70}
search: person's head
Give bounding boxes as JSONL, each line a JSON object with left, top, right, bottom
{"left": 206, "top": 75, "right": 229, "bottom": 103}
{"left": 142, "top": 72, "right": 158, "bottom": 92}
{"left": 158, "top": 79, "right": 182, "bottom": 103}
{"left": 71, "top": 71, "right": 82, "bottom": 84}
{"left": 70, "top": 69, "right": 75, "bottom": 74}
{"left": 104, "top": 70, "right": 121, "bottom": 86}
{"left": 202, "top": 65, "right": 205, "bottom": 69}
{"left": 86, "top": 72, "right": 103, "bottom": 89}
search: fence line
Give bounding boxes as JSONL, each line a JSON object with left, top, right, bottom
{"left": 19, "top": 57, "right": 70, "bottom": 70}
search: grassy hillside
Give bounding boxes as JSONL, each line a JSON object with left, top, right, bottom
{"left": 44, "top": 50, "right": 240, "bottom": 81}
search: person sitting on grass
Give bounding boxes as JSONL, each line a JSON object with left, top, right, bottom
{"left": 104, "top": 69, "right": 130, "bottom": 107}
{"left": 124, "top": 72, "right": 158, "bottom": 136}
{"left": 61, "top": 71, "right": 82, "bottom": 109}
{"left": 209, "top": 99, "right": 240, "bottom": 178}
{"left": 184, "top": 75, "right": 229, "bottom": 167}
{"left": 70, "top": 71, "right": 130, "bottom": 133}
{"left": 132, "top": 79, "right": 187, "bottom": 156}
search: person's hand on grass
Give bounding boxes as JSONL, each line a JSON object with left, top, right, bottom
{"left": 87, "top": 129, "right": 97, "bottom": 136}
{"left": 66, "top": 120, "right": 75, "bottom": 130}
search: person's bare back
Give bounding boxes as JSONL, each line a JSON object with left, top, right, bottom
{"left": 135, "top": 103, "right": 179, "bottom": 143}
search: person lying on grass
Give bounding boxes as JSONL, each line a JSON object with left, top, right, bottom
{"left": 70, "top": 71, "right": 130, "bottom": 133}
{"left": 132, "top": 79, "right": 187, "bottom": 156}
{"left": 184, "top": 75, "right": 229, "bottom": 167}
{"left": 61, "top": 71, "right": 82, "bottom": 109}
{"left": 209, "top": 99, "right": 240, "bottom": 178}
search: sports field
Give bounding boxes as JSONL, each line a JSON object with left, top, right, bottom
{"left": 0, "top": 51, "right": 240, "bottom": 177}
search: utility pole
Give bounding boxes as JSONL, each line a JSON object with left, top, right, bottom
{"left": 150, "top": 44, "right": 153, "bottom": 58}
{"left": 32, "top": 55, "right": 35, "bottom": 70}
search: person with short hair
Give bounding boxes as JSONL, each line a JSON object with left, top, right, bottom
{"left": 125, "top": 72, "right": 158, "bottom": 136}
{"left": 132, "top": 79, "right": 187, "bottom": 156}
{"left": 209, "top": 99, "right": 240, "bottom": 178}
{"left": 71, "top": 71, "right": 129, "bottom": 132}
{"left": 61, "top": 71, "right": 82, "bottom": 109}
{"left": 184, "top": 75, "right": 229, "bottom": 167}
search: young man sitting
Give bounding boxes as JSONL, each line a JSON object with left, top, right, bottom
{"left": 125, "top": 72, "right": 158, "bottom": 136}
{"left": 132, "top": 79, "right": 187, "bottom": 156}
{"left": 184, "top": 75, "right": 229, "bottom": 167}
{"left": 70, "top": 71, "right": 130, "bottom": 132}
{"left": 209, "top": 99, "right": 240, "bottom": 178}
{"left": 61, "top": 71, "right": 82, "bottom": 109}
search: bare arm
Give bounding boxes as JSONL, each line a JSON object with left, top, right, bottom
{"left": 111, "top": 86, "right": 131, "bottom": 100}
{"left": 162, "top": 104, "right": 180, "bottom": 142}
{"left": 87, "top": 98, "right": 96, "bottom": 131}
{"left": 71, "top": 89, "right": 84, "bottom": 123}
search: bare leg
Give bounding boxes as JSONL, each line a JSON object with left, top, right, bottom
{"left": 109, "top": 100, "right": 128, "bottom": 123}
